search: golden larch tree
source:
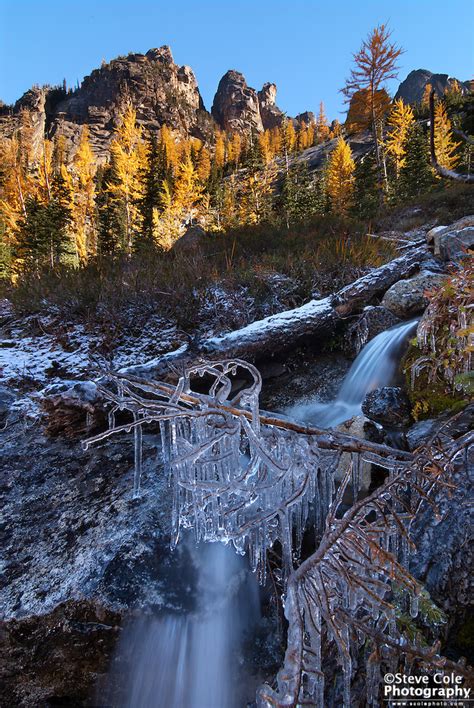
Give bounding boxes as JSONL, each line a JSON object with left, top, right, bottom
{"left": 433, "top": 101, "right": 461, "bottom": 172}
{"left": 326, "top": 137, "right": 355, "bottom": 215}
{"left": 385, "top": 98, "right": 415, "bottom": 177}
{"left": 173, "top": 155, "right": 204, "bottom": 225}
{"left": 109, "top": 103, "right": 146, "bottom": 254}
{"left": 316, "top": 102, "right": 330, "bottom": 142}
{"left": 342, "top": 24, "right": 403, "bottom": 189}
{"left": 70, "top": 127, "right": 97, "bottom": 259}
{"left": 214, "top": 130, "right": 226, "bottom": 170}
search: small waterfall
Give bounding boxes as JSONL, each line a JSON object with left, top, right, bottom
{"left": 109, "top": 539, "right": 260, "bottom": 708}
{"left": 286, "top": 319, "right": 417, "bottom": 428}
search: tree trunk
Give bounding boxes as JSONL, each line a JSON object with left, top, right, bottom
{"left": 123, "top": 243, "right": 427, "bottom": 379}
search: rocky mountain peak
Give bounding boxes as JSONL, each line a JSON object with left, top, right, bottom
{"left": 395, "top": 68, "right": 470, "bottom": 104}
{"left": 145, "top": 45, "right": 174, "bottom": 63}
{"left": 212, "top": 70, "right": 264, "bottom": 133}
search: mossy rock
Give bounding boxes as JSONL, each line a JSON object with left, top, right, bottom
{"left": 401, "top": 344, "right": 469, "bottom": 421}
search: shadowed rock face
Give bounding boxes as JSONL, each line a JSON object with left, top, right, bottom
{"left": 395, "top": 68, "right": 470, "bottom": 104}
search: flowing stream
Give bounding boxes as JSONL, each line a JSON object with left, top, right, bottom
{"left": 112, "top": 539, "right": 260, "bottom": 708}
{"left": 285, "top": 319, "right": 418, "bottom": 428}
{"left": 107, "top": 319, "right": 416, "bottom": 707}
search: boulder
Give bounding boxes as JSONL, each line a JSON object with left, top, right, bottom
{"left": 361, "top": 386, "right": 412, "bottom": 427}
{"left": 172, "top": 224, "right": 207, "bottom": 253}
{"left": 438, "top": 226, "right": 474, "bottom": 263}
{"left": 344, "top": 306, "right": 400, "bottom": 357}
{"left": 381, "top": 271, "right": 444, "bottom": 317}
{"left": 406, "top": 403, "right": 474, "bottom": 451}
{"left": 427, "top": 215, "right": 474, "bottom": 257}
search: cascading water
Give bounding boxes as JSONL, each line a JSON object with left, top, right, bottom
{"left": 109, "top": 539, "right": 260, "bottom": 708}
{"left": 285, "top": 319, "right": 418, "bottom": 428}
{"left": 100, "top": 319, "right": 417, "bottom": 708}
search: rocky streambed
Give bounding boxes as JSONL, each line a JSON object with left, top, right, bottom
{"left": 1, "top": 216, "right": 473, "bottom": 707}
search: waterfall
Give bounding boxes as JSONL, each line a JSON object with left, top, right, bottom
{"left": 109, "top": 539, "right": 260, "bottom": 708}
{"left": 285, "top": 319, "right": 418, "bottom": 428}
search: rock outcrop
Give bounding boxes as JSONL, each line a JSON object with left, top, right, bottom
{"left": 395, "top": 69, "right": 470, "bottom": 104}
{"left": 0, "top": 46, "right": 214, "bottom": 159}
{"left": 257, "top": 82, "right": 285, "bottom": 130}
{"left": 211, "top": 70, "right": 264, "bottom": 133}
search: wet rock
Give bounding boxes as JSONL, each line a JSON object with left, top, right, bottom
{"left": 406, "top": 418, "right": 439, "bottom": 450}
{"left": 381, "top": 271, "right": 445, "bottom": 317}
{"left": 335, "top": 415, "right": 372, "bottom": 491}
{"left": 406, "top": 403, "right": 474, "bottom": 450}
{"left": 361, "top": 386, "right": 412, "bottom": 427}
{"left": 344, "top": 306, "right": 400, "bottom": 357}
{"left": 410, "top": 446, "right": 473, "bottom": 616}
{"left": 0, "top": 600, "right": 121, "bottom": 707}
{"left": 0, "top": 418, "right": 198, "bottom": 704}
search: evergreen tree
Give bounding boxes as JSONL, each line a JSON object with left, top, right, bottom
{"left": 96, "top": 162, "right": 125, "bottom": 257}
{"left": 352, "top": 153, "right": 379, "bottom": 219}
{"left": 138, "top": 132, "right": 168, "bottom": 249}
{"left": 14, "top": 191, "right": 71, "bottom": 271}
{"left": 397, "top": 125, "right": 434, "bottom": 200}
{"left": 278, "top": 162, "right": 317, "bottom": 227}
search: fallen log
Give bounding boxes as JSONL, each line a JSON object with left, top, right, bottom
{"left": 123, "top": 243, "right": 427, "bottom": 379}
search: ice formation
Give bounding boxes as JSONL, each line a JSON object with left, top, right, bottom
{"left": 84, "top": 359, "right": 468, "bottom": 707}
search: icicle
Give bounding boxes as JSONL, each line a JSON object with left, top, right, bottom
{"left": 409, "top": 592, "right": 419, "bottom": 619}
{"left": 133, "top": 417, "right": 143, "bottom": 498}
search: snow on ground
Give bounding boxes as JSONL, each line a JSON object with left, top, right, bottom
{"left": 0, "top": 310, "right": 184, "bottom": 395}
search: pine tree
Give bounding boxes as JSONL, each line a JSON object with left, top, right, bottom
{"left": 278, "top": 162, "right": 317, "bottom": 227}
{"left": 385, "top": 98, "right": 415, "bottom": 178}
{"left": 96, "top": 161, "right": 125, "bottom": 257}
{"left": 352, "top": 152, "right": 379, "bottom": 219}
{"left": 397, "top": 125, "right": 434, "bottom": 200}
{"left": 433, "top": 101, "right": 461, "bottom": 172}
{"left": 138, "top": 132, "right": 168, "bottom": 249}
{"left": 326, "top": 137, "right": 355, "bottom": 215}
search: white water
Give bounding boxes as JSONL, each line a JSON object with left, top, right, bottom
{"left": 114, "top": 540, "right": 260, "bottom": 708}
{"left": 285, "top": 319, "right": 418, "bottom": 428}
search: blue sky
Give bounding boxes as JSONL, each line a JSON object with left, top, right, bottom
{"left": 1, "top": 0, "right": 473, "bottom": 121}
